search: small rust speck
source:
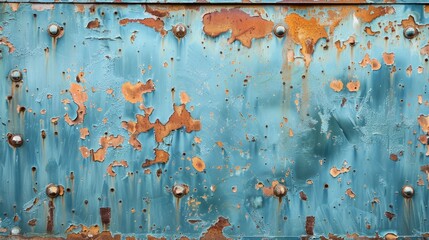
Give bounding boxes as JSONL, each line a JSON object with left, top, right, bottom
{"left": 329, "top": 80, "right": 343, "bottom": 92}
{"left": 87, "top": 18, "right": 100, "bottom": 29}
{"left": 385, "top": 211, "right": 396, "bottom": 221}
{"left": 300, "top": 191, "right": 308, "bottom": 201}
{"left": 345, "top": 188, "right": 356, "bottom": 198}
{"left": 390, "top": 154, "right": 398, "bottom": 161}
{"left": 346, "top": 81, "right": 360, "bottom": 92}
{"left": 191, "top": 156, "right": 206, "bottom": 172}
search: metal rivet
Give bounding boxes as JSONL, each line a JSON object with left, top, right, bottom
{"left": 9, "top": 69, "right": 23, "bottom": 82}
{"left": 273, "top": 183, "right": 287, "bottom": 198}
{"left": 48, "top": 24, "right": 62, "bottom": 37}
{"left": 273, "top": 25, "right": 287, "bottom": 38}
{"left": 10, "top": 226, "right": 20, "bottom": 235}
{"left": 8, "top": 134, "right": 24, "bottom": 147}
{"left": 401, "top": 185, "right": 414, "bottom": 198}
{"left": 46, "top": 184, "right": 60, "bottom": 198}
{"left": 172, "top": 184, "right": 189, "bottom": 198}
{"left": 173, "top": 24, "right": 187, "bottom": 39}
{"left": 404, "top": 27, "right": 417, "bottom": 39}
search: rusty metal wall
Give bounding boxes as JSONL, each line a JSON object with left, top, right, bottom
{"left": 1, "top": 2, "right": 429, "bottom": 239}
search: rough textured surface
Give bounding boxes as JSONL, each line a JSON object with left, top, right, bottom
{"left": 1, "top": 3, "right": 429, "bottom": 239}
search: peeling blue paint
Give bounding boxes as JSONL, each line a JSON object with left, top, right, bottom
{"left": 1, "top": 3, "right": 429, "bottom": 239}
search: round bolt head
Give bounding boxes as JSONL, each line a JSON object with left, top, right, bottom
{"left": 46, "top": 184, "right": 60, "bottom": 198}
{"left": 273, "top": 25, "right": 287, "bottom": 38}
{"left": 9, "top": 69, "right": 23, "bottom": 82}
{"left": 48, "top": 24, "right": 62, "bottom": 37}
{"left": 173, "top": 24, "right": 187, "bottom": 38}
{"left": 172, "top": 184, "right": 189, "bottom": 198}
{"left": 8, "top": 134, "right": 23, "bottom": 147}
{"left": 11, "top": 226, "right": 20, "bottom": 235}
{"left": 273, "top": 183, "right": 287, "bottom": 198}
{"left": 404, "top": 27, "right": 417, "bottom": 39}
{"left": 401, "top": 185, "right": 414, "bottom": 198}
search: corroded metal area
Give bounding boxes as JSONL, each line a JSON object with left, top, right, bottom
{"left": 1, "top": 3, "right": 429, "bottom": 239}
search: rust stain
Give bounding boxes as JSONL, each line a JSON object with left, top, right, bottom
{"left": 320, "top": 233, "right": 344, "bottom": 240}
{"left": 180, "top": 92, "right": 191, "bottom": 104}
{"left": 142, "top": 149, "right": 170, "bottom": 168}
{"left": 87, "top": 18, "right": 100, "bottom": 29}
{"left": 305, "top": 216, "right": 315, "bottom": 235}
{"left": 364, "top": 26, "right": 380, "bottom": 36}
{"left": 121, "top": 80, "right": 155, "bottom": 104}
{"left": 31, "top": 4, "right": 54, "bottom": 11}
{"left": 200, "top": 217, "right": 231, "bottom": 240}
{"left": 8, "top": 3, "right": 20, "bottom": 11}
{"left": 28, "top": 219, "right": 37, "bottom": 227}
{"left": 202, "top": 8, "right": 274, "bottom": 48}
{"left": 345, "top": 188, "right": 356, "bottom": 199}
{"left": 418, "top": 115, "right": 429, "bottom": 133}
{"left": 0, "top": 37, "right": 16, "bottom": 53}
{"left": 329, "top": 166, "right": 351, "bottom": 177}
{"left": 119, "top": 18, "right": 167, "bottom": 36}
{"left": 122, "top": 104, "right": 201, "bottom": 150}
{"left": 106, "top": 160, "right": 128, "bottom": 177}
{"left": 192, "top": 156, "right": 206, "bottom": 172}
{"left": 285, "top": 13, "right": 327, "bottom": 67}
{"left": 420, "top": 165, "right": 429, "bottom": 187}
{"left": 216, "top": 141, "right": 224, "bottom": 148}
{"left": 261, "top": 180, "right": 279, "bottom": 197}
{"left": 47, "top": 200, "right": 55, "bottom": 233}
{"left": 346, "top": 81, "right": 360, "bottom": 92}
{"left": 420, "top": 44, "right": 429, "bottom": 55}
{"left": 359, "top": 54, "right": 381, "bottom": 71}
{"left": 299, "top": 191, "right": 308, "bottom": 201}
{"left": 80, "top": 135, "right": 124, "bottom": 162}
{"left": 385, "top": 233, "right": 398, "bottom": 240}
{"left": 329, "top": 80, "right": 343, "bottom": 92}
{"left": 389, "top": 154, "right": 398, "bottom": 161}
{"left": 25, "top": 198, "right": 39, "bottom": 212}
{"left": 145, "top": 5, "right": 169, "bottom": 17}
{"left": 401, "top": 15, "right": 422, "bottom": 32}
{"left": 385, "top": 211, "right": 395, "bottom": 221}
{"left": 79, "top": 128, "right": 89, "bottom": 140}
{"left": 354, "top": 6, "right": 395, "bottom": 23}
{"left": 66, "top": 224, "right": 100, "bottom": 237}
{"left": 382, "top": 52, "right": 395, "bottom": 65}
{"left": 80, "top": 146, "right": 90, "bottom": 158}
{"left": 64, "top": 83, "right": 88, "bottom": 126}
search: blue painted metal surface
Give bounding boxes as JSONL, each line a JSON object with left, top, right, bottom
{"left": 1, "top": 2, "right": 429, "bottom": 239}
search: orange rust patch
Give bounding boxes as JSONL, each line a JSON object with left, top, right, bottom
{"left": 389, "top": 154, "right": 398, "bottom": 161}
{"left": 8, "top": 3, "right": 20, "bottom": 11}
{"left": 87, "top": 18, "right": 100, "bottom": 29}
{"left": 364, "top": 26, "right": 380, "bottom": 36}
{"left": 80, "top": 135, "right": 124, "bottom": 162}
{"left": 79, "top": 128, "right": 89, "bottom": 140}
{"left": 119, "top": 18, "right": 167, "bottom": 36}
{"left": 142, "top": 149, "right": 170, "bottom": 168}
{"left": 121, "top": 80, "right": 155, "bottom": 104}
{"left": 64, "top": 83, "right": 88, "bottom": 126}
{"left": 382, "top": 52, "right": 395, "bottom": 65}
{"left": 202, "top": 9, "right": 274, "bottom": 48}
{"left": 359, "top": 54, "right": 381, "bottom": 70}
{"left": 80, "top": 146, "right": 90, "bottom": 158}
{"left": 122, "top": 104, "right": 201, "bottom": 149}
{"left": 66, "top": 224, "right": 100, "bottom": 237}
{"left": 180, "top": 92, "right": 191, "bottom": 104}
{"left": 107, "top": 160, "right": 128, "bottom": 177}
{"left": 145, "top": 5, "right": 169, "bottom": 17}
{"left": 0, "top": 37, "right": 16, "bottom": 53}
{"left": 200, "top": 217, "right": 231, "bottom": 240}
{"left": 355, "top": 6, "right": 395, "bottom": 23}
{"left": 216, "top": 141, "right": 224, "bottom": 148}
{"left": 285, "top": 13, "right": 327, "bottom": 67}
{"left": 329, "top": 166, "right": 351, "bottom": 178}
{"left": 346, "top": 81, "right": 360, "bottom": 92}
{"left": 346, "top": 188, "right": 356, "bottom": 199}
{"left": 401, "top": 15, "right": 421, "bottom": 31}
{"left": 192, "top": 156, "right": 206, "bottom": 172}
{"left": 418, "top": 95, "right": 423, "bottom": 105}
{"left": 329, "top": 80, "right": 343, "bottom": 92}
{"left": 418, "top": 115, "right": 429, "bottom": 133}
{"left": 421, "top": 44, "right": 429, "bottom": 55}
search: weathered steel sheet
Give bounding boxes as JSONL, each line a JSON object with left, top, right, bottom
{"left": 1, "top": 2, "right": 429, "bottom": 239}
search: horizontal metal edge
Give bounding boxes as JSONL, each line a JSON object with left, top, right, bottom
{"left": 1, "top": 0, "right": 429, "bottom": 4}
